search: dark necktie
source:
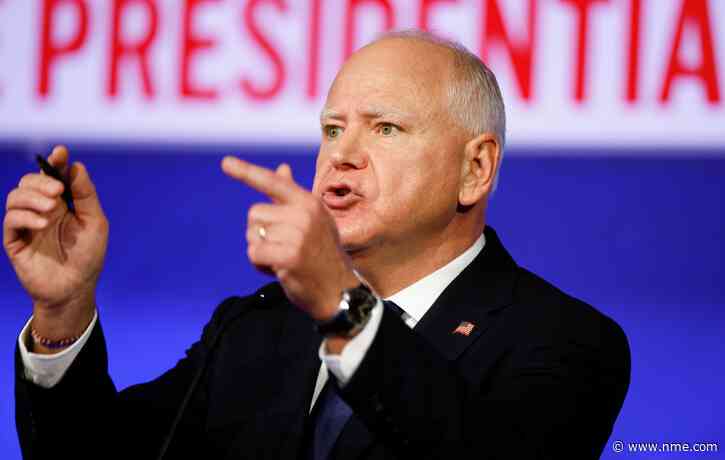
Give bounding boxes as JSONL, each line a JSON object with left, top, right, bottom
{"left": 310, "top": 301, "right": 405, "bottom": 460}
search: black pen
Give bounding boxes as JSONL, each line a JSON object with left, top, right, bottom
{"left": 35, "top": 154, "right": 75, "bottom": 214}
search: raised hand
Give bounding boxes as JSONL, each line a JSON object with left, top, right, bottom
{"left": 3, "top": 146, "right": 108, "bottom": 351}
{"left": 221, "top": 157, "right": 359, "bottom": 322}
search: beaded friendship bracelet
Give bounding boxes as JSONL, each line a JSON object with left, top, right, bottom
{"left": 30, "top": 328, "right": 81, "bottom": 350}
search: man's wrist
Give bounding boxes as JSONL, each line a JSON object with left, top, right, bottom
{"left": 30, "top": 298, "right": 96, "bottom": 355}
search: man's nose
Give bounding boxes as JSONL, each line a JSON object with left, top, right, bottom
{"left": 330, "top": 131, "right": 368, "bottom": 170}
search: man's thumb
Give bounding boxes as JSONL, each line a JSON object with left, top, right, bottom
{"left": 69, "top": 162, "right": 104, "bottom": 216}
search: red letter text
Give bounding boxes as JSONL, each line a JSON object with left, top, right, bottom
{"left": 481, "top": 0, "right": 538, "bottom": 101}
{"left": 107, "top": 0, "right": 159, "bottom": 99}
{"left": 660, "top": 0, "right": 720, "bottom": 104}
{"left": 37, "top": 0, "right": 89, "bottom": 98}
{"left": 180, "top": 0, "right": 220, "bottom": 100}
{"left": 561, "top": 0, "right": 608, "bottom": 103}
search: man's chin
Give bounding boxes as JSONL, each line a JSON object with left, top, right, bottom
{"left": 339, "top": 229, "right": 372, "bottom": 255}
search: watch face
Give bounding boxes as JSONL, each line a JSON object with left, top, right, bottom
{"left": 316, "top": 283, "right": 377, "bottom": 338}
{"left": 346, "top": 285, "right": 376, "bottom": 322}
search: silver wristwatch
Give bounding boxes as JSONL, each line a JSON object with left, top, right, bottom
{"left": 315, "top": 283, "right": 378, "bottom": 338}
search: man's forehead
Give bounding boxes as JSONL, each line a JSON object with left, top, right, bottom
{"left": 321, "top": 41, "right": 452, "bottom": 122}
{"left": 343, "top": 41, "right": 447, "bottom": 84}
{"left": 355, "top": 36, "right": 452, "bottom": 68}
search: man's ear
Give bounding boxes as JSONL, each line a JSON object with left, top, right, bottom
{"left": 458, "top": 133, "right": 500, "bottom": 207}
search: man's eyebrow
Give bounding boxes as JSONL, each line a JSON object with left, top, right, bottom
{"left": 319, "top": 109, "right": 343, "bottom": 123}
{"left": 319, "top": 107, "right": 414, "bottom": 123}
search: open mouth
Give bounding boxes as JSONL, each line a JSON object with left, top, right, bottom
{"left": 323, "top": 183, "right": 360, "bottom": 209}
{"left": 332, "top": 186, "right": 350, "bottom": 197}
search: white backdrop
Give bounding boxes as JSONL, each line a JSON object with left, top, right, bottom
{"left": 0, "top": 0, "right": 723, "bottom": 149}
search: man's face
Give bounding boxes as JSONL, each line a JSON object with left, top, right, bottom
{"left": 312, "top": 39, "right": 467, "bottom": 255}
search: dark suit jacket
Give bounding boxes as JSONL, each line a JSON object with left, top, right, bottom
{"left": 15, "top": 226, "right": 630, "bottom": 459}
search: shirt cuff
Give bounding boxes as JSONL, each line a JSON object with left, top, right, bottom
{"left": 18, "top": 310, "right": 98, "bottom": 388}
{"left": 319, "top": 299, "right": 383, "bottom": 386}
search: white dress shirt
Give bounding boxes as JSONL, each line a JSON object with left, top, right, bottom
{"left": 19, "top": 233, "right": 486, "bottom": 411}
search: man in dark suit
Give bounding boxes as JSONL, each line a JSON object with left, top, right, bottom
{"left": 6, "top": 31, "right": 629, "bottom": 459}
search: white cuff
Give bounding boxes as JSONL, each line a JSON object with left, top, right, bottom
{"left": 18, "top": 311, "right": 98, "bottom": 388}
{"left": 319, "top": 299, "right": 383, "bottom": 386}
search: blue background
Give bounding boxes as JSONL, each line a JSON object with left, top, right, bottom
{"left": 1, "top": 143, "right": 724, "bottom": 458}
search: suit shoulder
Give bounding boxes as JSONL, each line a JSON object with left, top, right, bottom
{"left": 208, "top": 282, "right": 289, "bottom": 329}
{"left": 511, "top": 267, "right": 629, "bottom": 354}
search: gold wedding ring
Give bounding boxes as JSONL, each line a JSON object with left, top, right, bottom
{"left": 258, "top": 225, "right": 267, "bottom": 240}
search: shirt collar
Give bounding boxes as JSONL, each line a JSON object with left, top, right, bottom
{"left": 386, "top": 232, "right": 486, "bottom": 326}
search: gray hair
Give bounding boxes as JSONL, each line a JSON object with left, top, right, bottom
{"left": 373, "top": 30, "right": 506, "bottom": 192}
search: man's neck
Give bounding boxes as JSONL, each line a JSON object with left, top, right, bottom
{"left": 351, "top": 222, "right": 484, "bottom": 298}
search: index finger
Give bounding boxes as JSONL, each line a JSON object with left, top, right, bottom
{"left": 221, "top": 156, "right": 301, "bottom": 203}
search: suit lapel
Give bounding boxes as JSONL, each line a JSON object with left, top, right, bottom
{"left": 415, "top": 226, "right": 517, "bottom": 361}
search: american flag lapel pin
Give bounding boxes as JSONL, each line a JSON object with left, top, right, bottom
{"left": 452, "top": 321, "right": 475, "bottom": 336}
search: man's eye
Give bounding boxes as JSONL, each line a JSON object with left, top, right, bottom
{"left": 378, "top": 123, "right": 398, "bottom": 136}
{"left": 326, "top": 126, "right": 342, "bottom": 138}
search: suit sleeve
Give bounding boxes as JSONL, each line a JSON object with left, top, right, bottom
{"left": 14, "top": 296, "right": 243, "bottom": 460}
{"left": 338, "top": 307, "right": 631, "bottom": 460}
